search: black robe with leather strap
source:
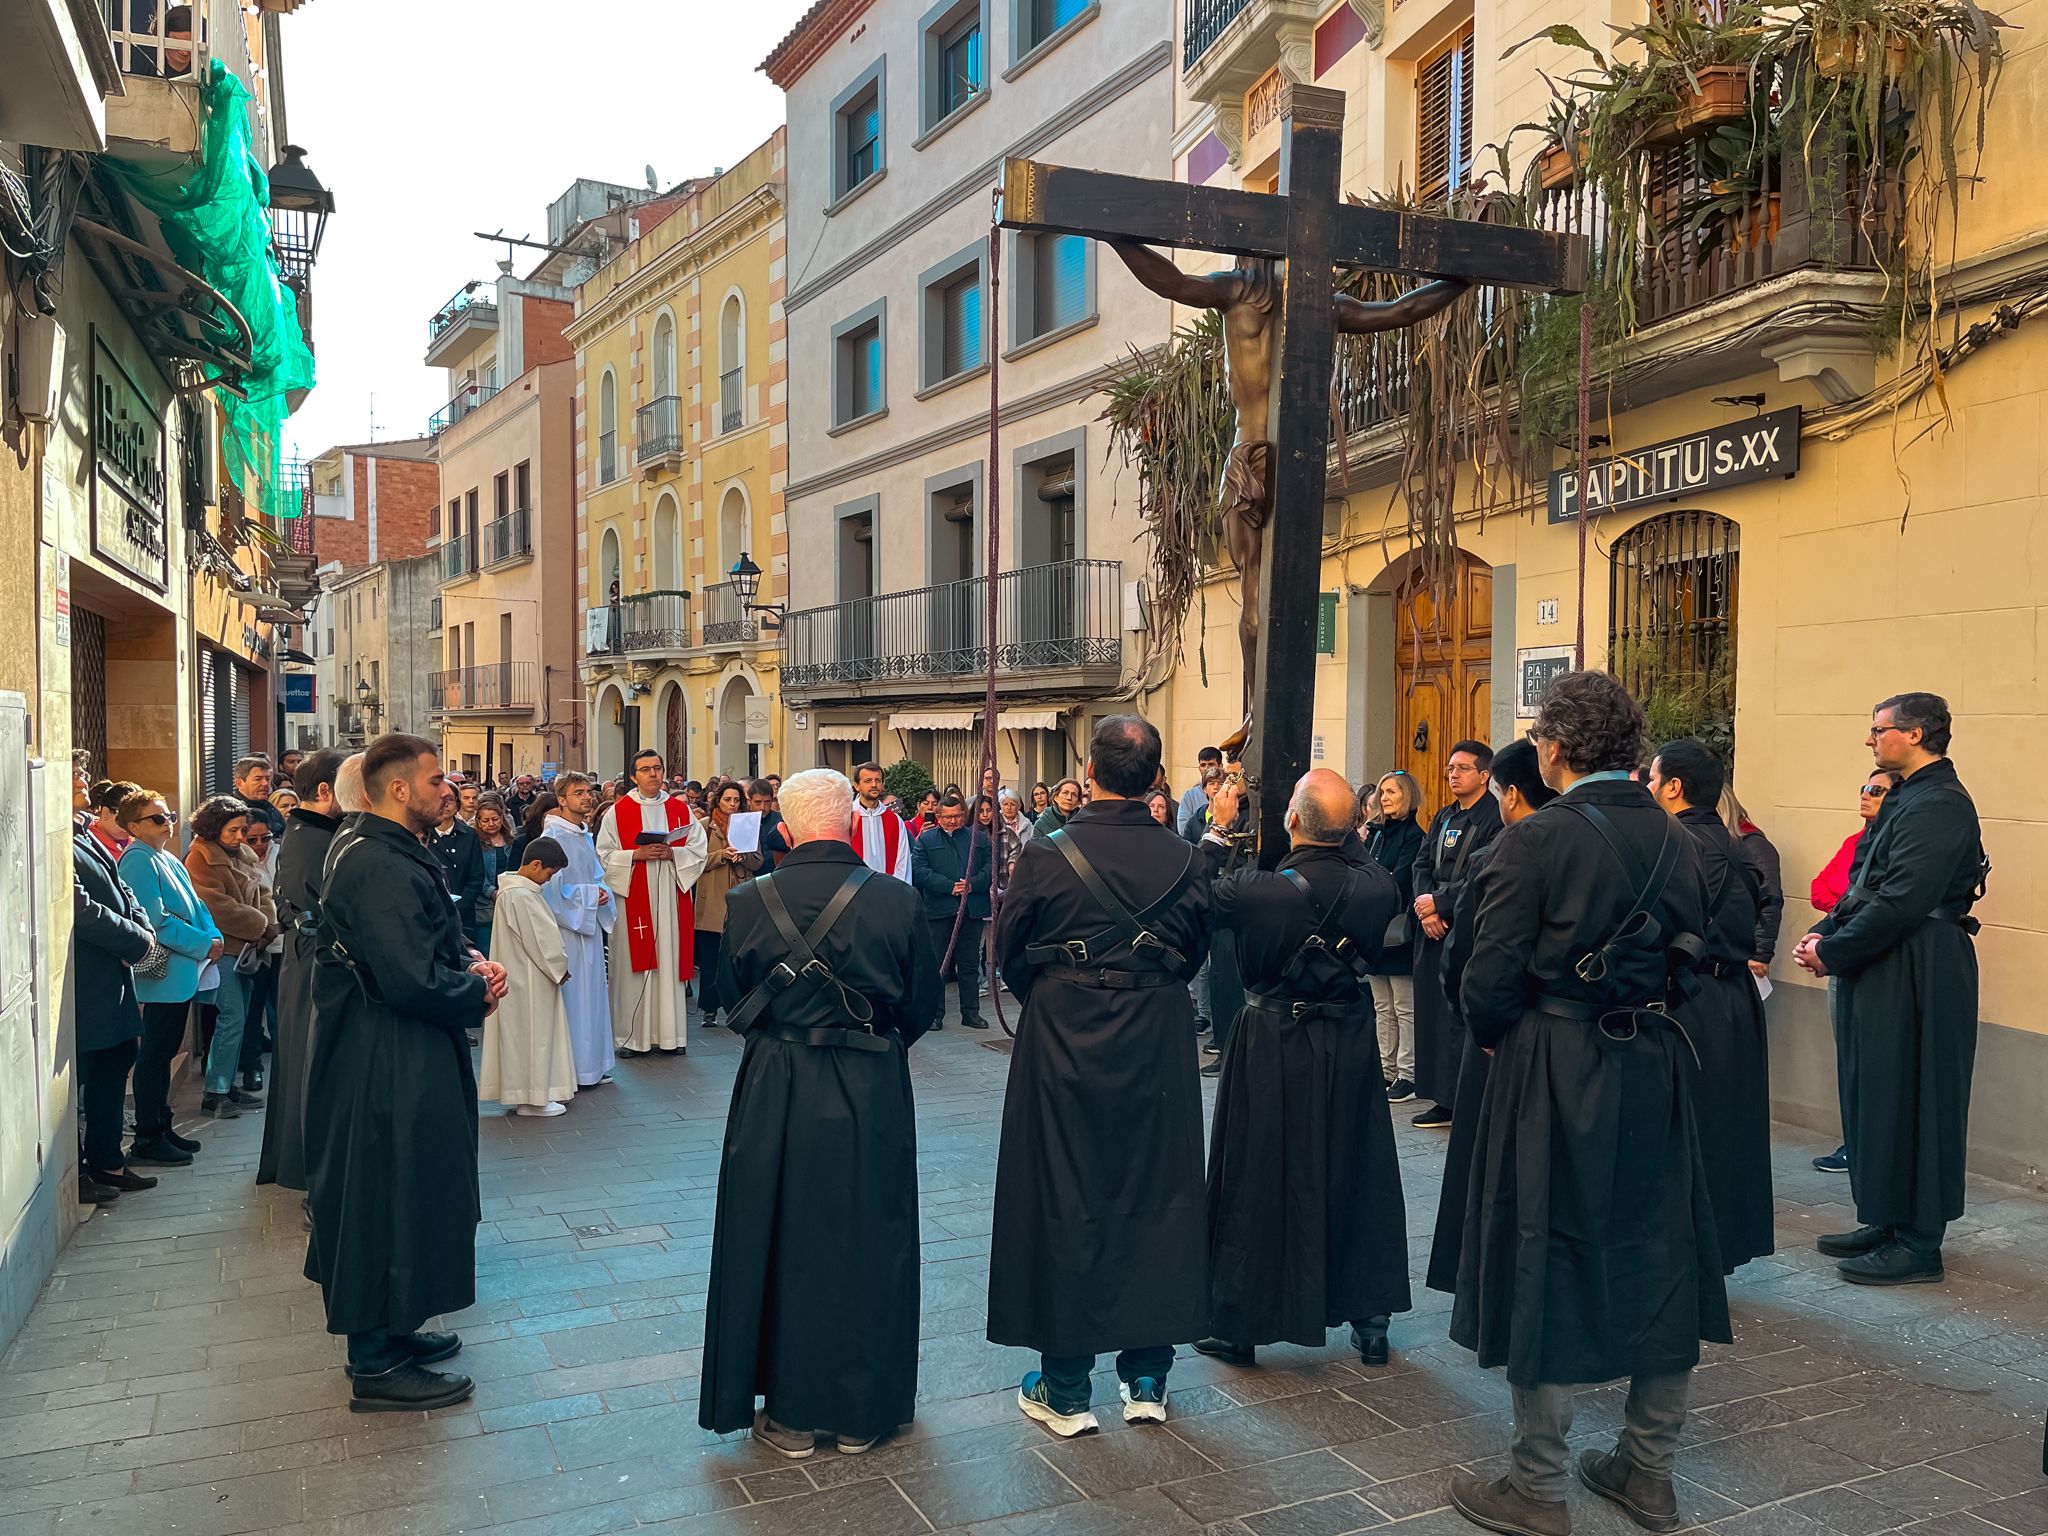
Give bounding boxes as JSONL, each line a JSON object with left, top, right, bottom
{"left": 258, "top": 806, "right": 341, "bottom": 1190}
{"left": 1425, "top": 839, "right": 1500, "bottom": 1295}
{"left": 989, "top": 799, "right": 1214, "bottom": 1358}
{"left": 302, "top": 813, "right": 487, "bottom": 1338}
{"left": 1810, "top": 757, "right": 1985, "bottom": 1238}
{"left": 1674, "top": 805, "right": 1774, "bottom": 1272}
{"left": 699, "top": 841, "right": 940, "bottom": 1437}
{"left": 1450, "top": 778, "right": 1730, "bottom": 1388}
{"left": 1411, "top": 795, "right": 1502, "bottom": 1104}
{"left": 1202, "top": 837, "right": 1410, "bottom": 1345}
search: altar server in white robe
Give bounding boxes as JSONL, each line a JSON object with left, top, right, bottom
{"left": 541, "top": 772, "right": 616, "bottom": 1086}
{"left": 597, "top": 748, "right": 708, "bottom": 1055}
{"left": 480, "top": 839, "right": 579, "bottom": 1117}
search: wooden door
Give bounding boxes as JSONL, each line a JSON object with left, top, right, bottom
{"left": 1394, "top": 552, "right": 1494, "bottom": 822}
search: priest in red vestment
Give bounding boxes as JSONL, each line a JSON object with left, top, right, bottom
{"left": 597, "top": 749, "right": 709, "bottom": 1054}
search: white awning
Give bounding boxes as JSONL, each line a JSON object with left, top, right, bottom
{"left": 815, "top": 721, "right": 876, "bottom": 742}
{"left": 888, "top": 711, "right": 977, "bottom": 732}
{"left": 995, "top": 709, "right": 1060, "bottom": 731}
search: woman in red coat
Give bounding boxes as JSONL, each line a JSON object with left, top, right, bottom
{"left": 1807, "top": 768, "right": 1901, "bottom": 1172}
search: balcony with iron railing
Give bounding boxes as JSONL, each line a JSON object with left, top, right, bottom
{"left": 719, "top": 368, "right": 745, "bottom": 434}
{"left": 1180, "top": 0, "right": 1320, "bottom": 142}
{"left": 103, "top": 0, "right": 255, "bottom": 154}
{"left": 335, "top": 702, "right": 380, "bottom": 743}
{"left": 429, "top": 381, "right": 499, "bottom": 436}
{"left": 612, "top": 590, "right": 691, "bottom": 654}
{"left": 441, "top": 533, "right": 476, "bottom": 583}
{"left": 426, "top": 281, "right": 499, "bottom": 366}
{"left": 1336, "top": 131, "right": 1898, "bottom": 452}
{"left": 635, "top": 395, "right": 684, "bottom": 473}
{"left": 700, "top": 581, "right": 759, "bottom": 647}
{"left": 779, "top": 560, "right": 1123, "bottom": 699}
{"left": 427, "top": 663, "right": 539, "bottom": 715}
{"left": 482, "top": 507, "right": 532, "bottom": 567}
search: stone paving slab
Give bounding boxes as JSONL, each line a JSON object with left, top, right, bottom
{"left": 3, "top": 1009, "right": 2045, "bottom": 1536}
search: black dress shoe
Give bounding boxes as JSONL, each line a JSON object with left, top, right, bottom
{"left": 79, "top": 1178, "right": 122, "bottom": 1205}
{"left": 229, "top": 1086, "right": 264, "bottom": 1108}
{"left": 1579, "top": 1449, "right": 1680, "bottom": 1532}
{"left": 1192, "top": 1337, "right": 1255, "bottom": 1366}
{"left": 1816, "top": 1224, "right": 1890, "bottom": 1258}
{"left": 242, "top": 1070, "right": 265, "bottom": 1093}
{"left": 1199, "top": 1057, "right": 1223, "bottom": 1078}
{"left": 128, "top": 1139, "right": 193, "bottom": 1168}
{"left": 343, "top": 1331, "right": 462, "bottom": 1377}
{"left": 1350, "top": 1325, "right": 1391, "bottom": 1366}
{"left": 89, "top": 1167, "right": 159, "bottom": 1193}
{"left": 348, "top": 1363, "right": 475, "bottom": 1412}
{"left": 1838, "top": 1241, "right": 1944, "bottom": 1286}
{"left": 163, "top": 1127, "right": 202, "bottom": 1154}
{"left": 1412, "top": 1103, "right": 1454, "bottom": 1129}
{"left": 961, "top": 1017, "right": 990, "bottom": 1030}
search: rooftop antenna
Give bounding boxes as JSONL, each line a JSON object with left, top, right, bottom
{"left": 368, "top": 391, "right": 377, "bottom": 442}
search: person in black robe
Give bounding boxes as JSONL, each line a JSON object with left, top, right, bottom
{"left": 991, "top": 714, "right": 1213, "bottom": 1438}
{"left": 258, "top": 749, "right": 349, "bottom": 1194}
{"left": 1426, "top": 740, "right": 1556, "bottom": 1296}
{"left": 303, "top": 734, "right": 504, "bottom": 1412}
{"left": 1446, "top": 671, "right": 1727, "bottom": 1536}
{"left": 699, "top": 768, "right": 940, "bottom": 1458}
{"left": 1409, "top": 741, "right": 1502, "bottom": 1127}
{"left": 1794, "top": 691, "right": 1986, "bottom": 1286}
{"left": 1191, "top": 769, "right": 1408, "bottom": 1370}
{"left": 1650, "top": 739, "right": 1774, "bottom": 1274}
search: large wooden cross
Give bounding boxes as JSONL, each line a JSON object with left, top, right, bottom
{"left": 1001, "top": 82, "right": 1586, "bottom": 866}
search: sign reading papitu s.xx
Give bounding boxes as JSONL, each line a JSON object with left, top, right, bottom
{"left": 1548, "top": 406, "right": 1800, "bottom": 524}
{"left": 89, "top": 329, "right": 170, "bottom": 591}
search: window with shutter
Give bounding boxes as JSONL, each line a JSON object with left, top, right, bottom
{"left": 845, "top": 90, "right": 880, "bottom": 191}
{"left": 1025, "top": 0, "right": 1086, "bottom": 50}
{"left": 1033, "top": 234, "right": 1089, "bottom": 336}
{"left": 941, "top": 270, "right": 981, "bottom": 379}
{"left": 939, "top": 15, "right": 981, "bottom": 120}
{"left": 1416, "top": 24, "right": 1475, "bottom": 203}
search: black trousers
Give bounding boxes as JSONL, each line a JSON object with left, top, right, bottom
{"left": 133, "top": 999, "right": 192, "bottom": 1139}
{"left": 930, "top": 916, "right": 983, "bottom": 1024}
{"left": 694, "top": 930, "right": 726, "bottom": 1017}
{"left": 79, "top": 1037, "right": 139, "bottom": 1173}
{"left": 241, "top": 958, "right": 278, "bottom": 1071}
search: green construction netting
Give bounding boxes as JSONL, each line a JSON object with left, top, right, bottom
{"left": 108, "top": 60, "right": 315, "bottom": 516}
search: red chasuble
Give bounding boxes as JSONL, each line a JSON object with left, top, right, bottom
{"left": 850, "top": 806, "right": 905, "bottom": 875}
{"left": 612, "top": 793, "right": 694, "bottom": 977}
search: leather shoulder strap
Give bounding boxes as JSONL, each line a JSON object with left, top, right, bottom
{"left": 1041, "top": 828, "right": 1194, "bottom": 972}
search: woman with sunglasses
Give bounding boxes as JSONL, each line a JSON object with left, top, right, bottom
{"left": 117, "top": 793, "right": 223, "bottom": 1165}
{"left": 184, "top": 796, "right": 279, "bottom": 1119}
{"left": 1805, "top": 769, "right": 1902, "bottom": 1174}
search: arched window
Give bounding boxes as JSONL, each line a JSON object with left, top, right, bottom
{"left": 651, "top": 313, "right": 676, "bottom": 399}
{"left": 718, "top": 294, "right": 745, "bottom": 433}
{"left": 652, "top": 493, "right": 681, "bottom": 591}
{"left": 718, "top": 484, "right": 748, "bottom": 576}
{"left": 600, "top": 526, "right": 622, "bottom": 601}
{"left": 1608, "top": 510, "right": 1741, "bottom": 751}
{"left": 598, "top": 370, "right": 618, "bottom": 483}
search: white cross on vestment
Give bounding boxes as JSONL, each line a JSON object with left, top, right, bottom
{"left": 632, "top": 918, "right": 650, "bottom": 941}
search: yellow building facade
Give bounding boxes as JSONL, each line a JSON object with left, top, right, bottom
{"left": 1168, "top": 0, "right": 2047, "bottom": 1184}
{"left": 573, "top": 133, "right": 790, "bottom": 784}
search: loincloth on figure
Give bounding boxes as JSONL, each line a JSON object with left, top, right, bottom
{"left": 1221, "top": 440, "right": 1272, "bottom": 531}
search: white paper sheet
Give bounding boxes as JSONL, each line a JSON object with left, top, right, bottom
{"left": 725, "top": 811, "right": 761, "bottom": 854}
{"left": 1754, "top": 973, "right": 1772, "bottom": 1002}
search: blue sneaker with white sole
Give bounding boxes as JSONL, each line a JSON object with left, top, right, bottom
{"left": 1120, "top": 1376, "right": 1169, "bottom": 1424}
{"left": 1018, "top": 1372, "right": 1098, "bottom": 1438}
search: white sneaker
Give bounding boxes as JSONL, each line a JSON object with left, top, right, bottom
{"left": 515, "top": 1102, "right": 567, "bottom": 1117}
{"left": 1120, "top": 1378, "right": 1169, "bottom": 1425}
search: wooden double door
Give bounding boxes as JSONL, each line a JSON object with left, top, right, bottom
{"left": 1394, "top": 552, "right": 1493, "bottom": 824}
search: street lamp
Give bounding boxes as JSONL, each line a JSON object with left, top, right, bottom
{"left": 729, "top": 551, "right": 785, "bottom": 627}
{"left": 267, "top": 144, "right": 334, "bottom": 281}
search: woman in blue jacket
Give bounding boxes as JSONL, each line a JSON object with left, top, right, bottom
{"left": 118, "top": 791, "right": 223, "bottom": 1165}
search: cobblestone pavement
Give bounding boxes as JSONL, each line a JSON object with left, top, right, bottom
{"left": 4, "top": 1010, "right": 2046, "bottom": 1536}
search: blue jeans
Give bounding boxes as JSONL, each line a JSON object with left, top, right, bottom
{"left": 1038, "top": 1346, "right": 1174, "bottom": 1415}
{"left": 204, "top": 966, "right": 253, "bottom": 1095}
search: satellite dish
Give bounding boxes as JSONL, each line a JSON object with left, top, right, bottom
{"left": 645, "top": 164, "right": 658, "bottom": 192}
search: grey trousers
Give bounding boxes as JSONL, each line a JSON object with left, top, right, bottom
{"left": 1509, "top": 1371, "right": 1692, "bottom": 1502}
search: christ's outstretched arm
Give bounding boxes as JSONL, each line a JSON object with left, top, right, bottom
{"left": 1334, "top": 276, "right": 1471, "bottom": 333}
{"left": 1107, "top": 239, "right": 1243, "bottom": 309}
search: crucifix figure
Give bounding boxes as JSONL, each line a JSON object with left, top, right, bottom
{"left": 1107, "top": 239, "right": 1472, "bottom": 750}
{"left": 1000, "top": 82, "right": 1584, "bottom": 865}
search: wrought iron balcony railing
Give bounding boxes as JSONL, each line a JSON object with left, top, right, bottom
{"left": 719, "top": 368, "right": 745, "bottom": 433}
{"left": 636, "top": 395, "right": 684, "bottom": 465}
{"left": 779, "top": 559, "right": 1123, "bottom": 693}
{"left": 617, "top": 591, "right": 691, "bottom": 652}
{"left": 1184, "top": 0, "right": 1251, "bottom": 71}
{"left": 700, "top": 581, "right": 758, "bottom": 646}
{"left": 429, "top": 382, "right": 499, "bottom": 436}
{"left": 427, "top": 663, "right": 538, "bottom": 715}
{"left": 482, "top": 507, "right": 532, "bottom": 566}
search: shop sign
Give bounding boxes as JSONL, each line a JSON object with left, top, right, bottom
{"left": 744, "top": 697, "right": 773, "bottom": 745}
{"left": 1547, "top": 406, "right": 1800, "bottom": 524}
{"left": 53, "top": 552, "right": 70, "bottom": 649}
{"left": 284, "top": 673, "right": 315, "bottom": 713}
{"left": 1517, "top": 645, "right": 1574, "bottom": 716}
{"left": 89, "top": 331, "right": 169, "bottom": 591}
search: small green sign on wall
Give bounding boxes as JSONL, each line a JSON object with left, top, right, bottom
{"left": 1315, "top": 592, "right": 1338, "bottom": 655}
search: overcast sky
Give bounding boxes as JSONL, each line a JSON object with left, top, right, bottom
{"left": 280, "top": 0, "right": 812, "bottom": 462}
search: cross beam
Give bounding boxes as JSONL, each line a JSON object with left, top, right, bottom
{"left": 1000, "top": 84, "right": 1586, "bottom": 865}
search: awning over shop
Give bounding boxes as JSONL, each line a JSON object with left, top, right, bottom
{"left": 888, "top": 711, "right": 978, "bottom": 732}
{"left": 994, "top": 709, "right": 1059, "bottom": 731}
{"left": 815, "top": 720, "right": 876, "bottom": 742}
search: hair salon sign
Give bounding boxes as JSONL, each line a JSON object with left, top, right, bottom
{"left": 1547, "top": 407, "right": 1800, "bottom": 525}
{"left": 90, "top": 331, "right": 170, "bottom": 591}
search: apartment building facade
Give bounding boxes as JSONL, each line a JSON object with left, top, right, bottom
{"left": 1167, "top": 0, "right": 2048, "bottom": 1183}
{"left": 573, "top": 135, "right": 790, "bottom": 783}
{"left": 322, "top": 555, "right": 440, "bottom": 747}
{"left": 765, "top": 0, "right": 1176, "bottom": 788}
